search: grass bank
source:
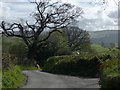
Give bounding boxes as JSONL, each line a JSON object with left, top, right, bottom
{"left": 19, "top": 66, "right": 41, "bottom": 70}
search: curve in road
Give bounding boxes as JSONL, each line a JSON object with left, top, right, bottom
{"left": 21, "top": 70, "right": 100, "bottom": 88}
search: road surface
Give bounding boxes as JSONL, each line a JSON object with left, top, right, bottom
{"left": 21, "top": 70, "right": 100, "bottom": 88}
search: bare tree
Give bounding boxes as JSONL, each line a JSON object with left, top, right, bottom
{"left": 1, "top": 1, "right": 82, "bottom": 60}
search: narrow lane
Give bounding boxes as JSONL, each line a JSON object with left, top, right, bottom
{"left": 21, "top": 70, "right": 100, "bottom": 88}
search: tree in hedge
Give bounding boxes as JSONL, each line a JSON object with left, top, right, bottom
{"left": 35, "top": 32, "right": 71, "bottom": 66}
{"left": 47, "top": 32, "right": 71, "bottom": 55}
{"left": 1, "top": 1, "right": 82, "bottom": 63}
{"left": 62, "top": 26, "right": 93, "bottom": 53}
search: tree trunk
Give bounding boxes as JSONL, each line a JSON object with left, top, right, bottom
{"left": 27, "top": 46, "right": 36, "bottom": 60}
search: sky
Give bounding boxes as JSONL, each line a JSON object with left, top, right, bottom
{"left": 0, "top": 0, "right": 119, "bottom": 31}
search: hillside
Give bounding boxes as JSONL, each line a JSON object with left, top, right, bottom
{"left": 89, "top": 30, "right": 119, "bottom": 47}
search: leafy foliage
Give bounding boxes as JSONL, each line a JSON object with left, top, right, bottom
{"left": 47, "top": 32, "right": 71, "bottom": 55}
{"left": 2, "top": 66, "right": 24, "bottom": 88}
{"left": 98, "top": 49, "right": 120, "bottom": 88}
{"left": 99, "top": 59, "right": 120, "bottom": 88}
{"left": 34, "top": 32, "right": 71, "bottom": 66}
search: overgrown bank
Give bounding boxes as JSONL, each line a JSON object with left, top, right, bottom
{"left": 99, "top": 57, "right": 120, "bottom": 88}
{"left": 2, "top": 66, "right": 24, "bottom": 88}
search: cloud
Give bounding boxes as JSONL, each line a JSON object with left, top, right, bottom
{"left": 0, "top": 0, "right": 118, "bottom": 31}
{"left": 1, "top": 0, "right": 29, "bottom": 2}
{"left": 0, "top": 2, "right": 11, "bottom": 21}
{"left": 77, "top": 0, "right": 118, "bottom": 31}
{"left": 0, "top": 1, "right": 35, "bottom": 22}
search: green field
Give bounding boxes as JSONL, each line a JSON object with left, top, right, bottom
{"left": 91, "top": 44, "right": 109, "bottom": 53}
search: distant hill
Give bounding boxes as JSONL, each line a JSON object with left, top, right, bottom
{"left": 2, "top": 30, "right": 119, "bottom": 48}
{"left": 89, "top": 30, "right": 119, "bottom": 47}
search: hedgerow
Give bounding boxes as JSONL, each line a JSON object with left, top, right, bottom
{"left": 99, "top": 59, "right": 120, "bottom": 88}
{"left": 43, "top": 50, "right": 119, "bottom": 78}
{"left": 43, "top": 54, "right": 102, "bottom": 77}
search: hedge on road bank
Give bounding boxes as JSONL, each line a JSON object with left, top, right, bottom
{"left": 43, "top": 54, "right": 107, "bottom": 77}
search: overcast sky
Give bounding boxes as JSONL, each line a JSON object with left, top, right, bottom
{"left": 0, "top": 0, "right": 119, "bottom": 31}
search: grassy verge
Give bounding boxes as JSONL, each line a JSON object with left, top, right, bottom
{"left": 2, "top": 65, "right": 24, "bottom": 88}
{"left": 19, "top": 66, "right": 41, "bottom": 70}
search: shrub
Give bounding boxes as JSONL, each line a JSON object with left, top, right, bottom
{"left": 99, "top": 59, "right": 120, "bottom": 88}
{"left": 2, "top": 65, "right": 24, "bottom": 88}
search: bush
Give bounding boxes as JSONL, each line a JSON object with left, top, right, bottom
{"left": 99, "top": 59, "right": 120, "bottom": 88}
{"left": 43, "top": 54, "right": 102, "bottom": 77}
{"left": 2, "top": 65, "right": 24, "bottom": 88}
